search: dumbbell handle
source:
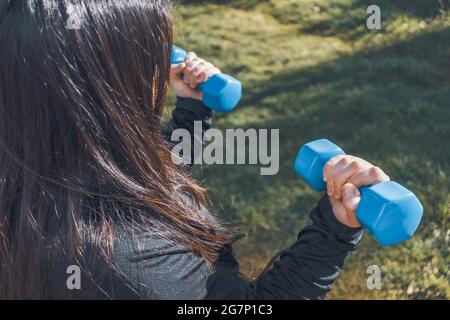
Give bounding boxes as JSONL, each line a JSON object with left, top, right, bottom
{"left": 171, "top": 45, "right": 242, "bottom": 112}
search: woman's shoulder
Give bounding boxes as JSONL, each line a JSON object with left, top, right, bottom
{"left": 111, "top": 225, "right": 212, "bottom": 300}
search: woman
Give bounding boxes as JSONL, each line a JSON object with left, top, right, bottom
{"left": 0, "top": 0, "right": 390, "bottom": 299}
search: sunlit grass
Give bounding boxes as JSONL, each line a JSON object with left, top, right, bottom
{"left": 174, "top": 0, "right": 450, "bottom": 299}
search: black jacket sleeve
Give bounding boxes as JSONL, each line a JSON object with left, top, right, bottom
{"left": 161, "top": 97, "right": 213, "bottom": 166}
{"left": 112, "top": 196, "right": 363, "bottom": 300}
{"left": 206, "top": 196, "right": 363, "bottom": 300}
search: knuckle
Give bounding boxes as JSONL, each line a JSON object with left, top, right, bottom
{"left": 339, "top": 157, "right": 351, "bottom": 166}
{"left": 349, "top": 160, "right": 363, "bottom": 171}
{"left": 348, "top": 161, "right": 358, "bottom": 169}
{"left": 334, "top": 155, "right": 345, "bottom": 163}
{"left": 199, "top": 63, "right": 207, "bottom": 70}
{"left": 369, "top": 166, "right": 382, "bottom": 176}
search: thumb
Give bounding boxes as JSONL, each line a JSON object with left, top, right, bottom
{"left": 342, "top": 183, "right": 361, "bottom": 212}
{"left": 171, "top": 62, "right": 186, "bottom": 76}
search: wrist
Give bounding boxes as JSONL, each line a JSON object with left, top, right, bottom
{"left": 175, "top": 96, "right": 212, "bottom": 119}
{"left": 319, "top": 196, "right": 364, "bottom": 244}
{"left": 329, "top": 197, "right": 362, "bottom": 229}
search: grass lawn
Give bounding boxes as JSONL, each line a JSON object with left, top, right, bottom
{"left": 172, "top": 0, "right": 450, "bottom": 299}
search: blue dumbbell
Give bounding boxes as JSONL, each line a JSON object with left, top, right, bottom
{"left": 294, "top": 139, "right": 423, "bottom": 246}
{"left": 171, "top": 45, "right": 242, "bottom": 112}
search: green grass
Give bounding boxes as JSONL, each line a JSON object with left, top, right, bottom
{"left": 173, "top": 0, "right": 450, "bottom": 299}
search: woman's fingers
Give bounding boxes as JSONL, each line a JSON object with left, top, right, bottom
{"left": 332, "top": 157, "right": 371, "bottom": 199}
{"left": 328, "top": 157, "right": 354, "bottom": 199}
{"left": 324, "top": 155, "right": 387, "bottom": 200}
{"left": 184, "top": 51, "right": 197, "bottom": 63}
{"left": 182, "top": 52, "right": 221, "bottom": 88}
{"left": 190, "top": 61, "right": 209, "bottom": 86}
{"left": 193, "top": 63, "right": 220, "bottom": 83}
{"left": 323, "top": 155, "right": 345, "bottom": 197}
{"left": 170, "top": 63, "right": 186, "bottom": 80}
{"left": 185, "top": 59, "right": 203, "bottom": 88}
{"left": 182, "top": 52, "right": 199, "bottom": 86}
{"left": 170, "top": 51, "right": 222, "bottom": 100}
{"left": 347, "top": 166, "right": 390, "bottom": 188}
{"left": 326, "top": 158, "right": 344, "bottom": 198}
{"left": 323, "top": 155, "right": 345, "bottom": 182}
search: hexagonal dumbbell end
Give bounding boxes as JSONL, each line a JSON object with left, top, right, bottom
{"left": 171, "top": 45, "right": 188, "bottom": 65}
{"left": 171, "top": 45, "right": 242, "bottom": 112}
{"left": 294, "top": 139, "right": 345, "bottom": 191}
{"left": 357, "top": 182, "right": 423, "bottom": 246}
{"left": 198, "top": 74, "right": 242, "bottom": 112}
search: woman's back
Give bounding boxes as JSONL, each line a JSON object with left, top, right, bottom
{"left": 0, "top": 0, "right": 230, "bottom": 299}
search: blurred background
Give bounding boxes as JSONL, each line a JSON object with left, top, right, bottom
{"left": 171, "top": 0, "right": 450, "bottom": 299}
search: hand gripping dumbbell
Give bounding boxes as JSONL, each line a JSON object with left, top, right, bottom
{"left": 294, "top": 139, "right": 423, "bottom": 246}
{"left": 171, "top": 45, "right": 242, "bottom": 112}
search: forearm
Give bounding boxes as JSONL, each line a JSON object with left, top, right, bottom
{"left": 162, "top": 97, "right": 213, "bottom": 166}
{"left": 246, "top": 196, "right": 363, "bottom": 299}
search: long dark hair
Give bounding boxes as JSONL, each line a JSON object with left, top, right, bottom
{"left": 0, "top": 0, "right": 229, "bottom": 299}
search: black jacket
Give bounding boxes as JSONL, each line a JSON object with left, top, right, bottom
{"left": 110, "top": 97, "right": 363, "bottom": 300}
